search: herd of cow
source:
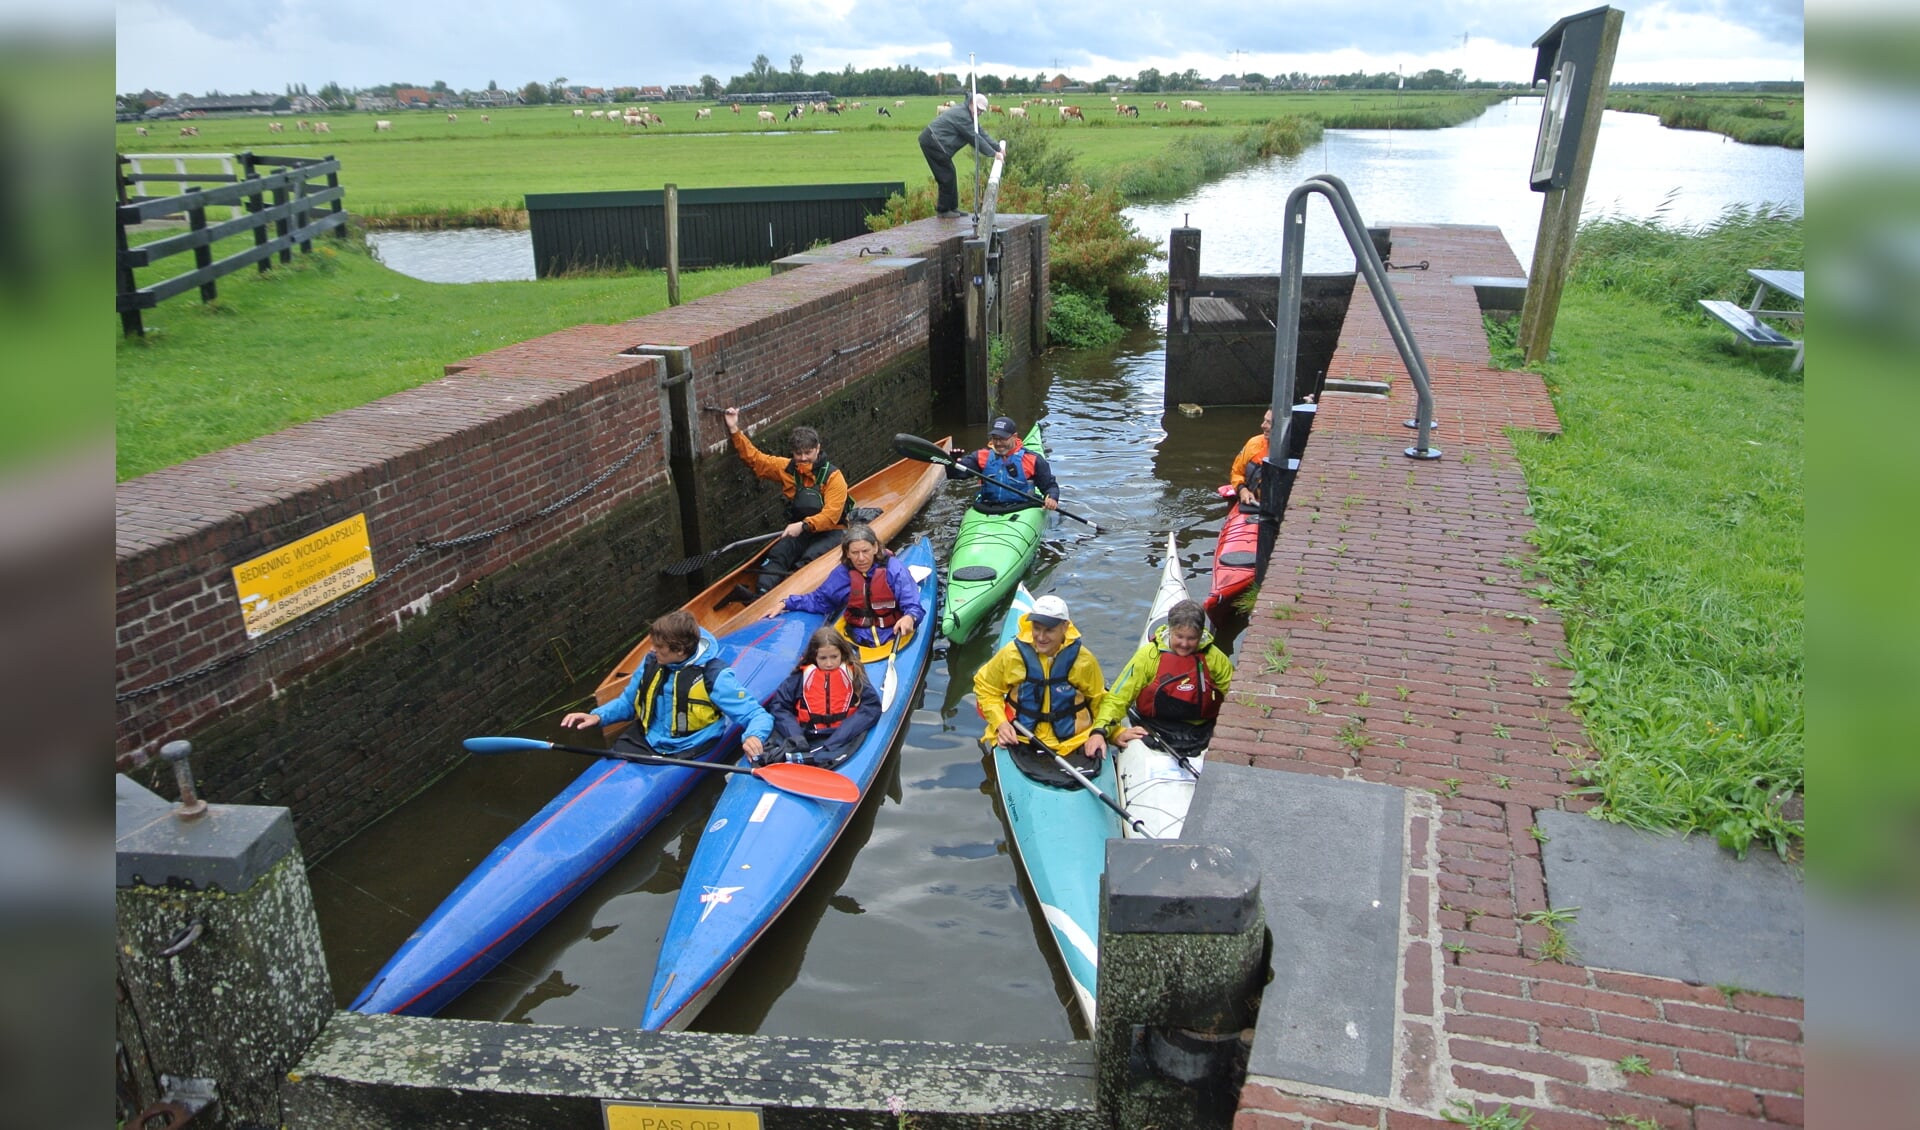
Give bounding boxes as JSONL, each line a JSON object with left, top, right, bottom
{"left": 134, "top": 97, "right": 1210, "bottom": 139}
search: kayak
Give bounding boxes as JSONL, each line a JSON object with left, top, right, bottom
{"left": 348, "top": 607, "right": 824, "bottom": 1016}
{"left": 1114, "top": 532, "right": 1206, "bottom": 839}
{"left": 594, "top": 440, "right": 949, "bottom": 724}
{"left": 985, "top": 583, "right": 1121, "bottom": 1029}
{"left": 351, "top": 445, "right": 946, "bottom": 1017}
{"left": 939, "top": 423, "right": 1050, "bottom": 643}
{"left": 1205, "top": 495, "right": 1260, "bottom": 616}
{"left": 640, "top": 538, "right": 941, "bottom": 1030}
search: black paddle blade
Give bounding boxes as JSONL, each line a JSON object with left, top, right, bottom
{"left": 662, "top": 551, "right": 725, "bottom": 576}
{"left": 893, "top": 433, "right": 953, "bottom": 464}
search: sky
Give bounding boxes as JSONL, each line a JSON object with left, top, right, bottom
{"left": 113, "top": 0, "right": 1804, "bottom": 97}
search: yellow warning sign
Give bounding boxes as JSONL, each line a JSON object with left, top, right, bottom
{"left": 601, "top": 1101, "right": 762, "bottom": 1130}
{"left": 231, "top": 514, "right": 376, "bottom": 638}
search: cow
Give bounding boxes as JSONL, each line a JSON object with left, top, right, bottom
{"left": 447, "top": 113, "right": 458, "bottom": 122}
{"left": 1008, "top": 106, "right": 1026, "bottom": 119}
{"left": 877, "top": 106, "right": 891, "bottom": 117}
{"left": 480, "top": 115, "right": 490, "bottom": 123}
{"left": 731, "top": 103, "right": 741, "bottom": 114}
{"left": 313, "top": 122, "right": 331, "bottom": 134}
{"left": 573, "top": 109, "right": 585, "bottom": 117}
{"left": 179, "top": 125, "right": 199, "bottom": 136}
{"left": 268, "top": 121, "right": 284, "bottom": 132}
{"left": 135, "top": 126, "right": 148, "bottom": 136}
{"left": 785, "top": 105, "right": 803, "bottom": 121}
{"left": 695, "top": 107, "right": 712, "bottom": 120}
{"left": 1155, "top": 100, "right": 1170, "bottom": 111}
{"left": 757, "top": 110, "right": 776, "bottom": 125}
{"left": 296, "top": 119, "right": 310, "bottom": 131}
{"left": 1059, "top": 105, "right": 1084, "bottom": 122}
{"left": 1117, "top": 104, "right": 1139, "bottom": 118}
{"left": 1180, "top": 99, "right": 1207, "bottom": 112}
{"left": 375, "top": 119, "right": 393, "bottom": 131}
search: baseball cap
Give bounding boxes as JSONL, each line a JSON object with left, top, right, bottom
{"left": 989, "top": 416, "right": 1018, "bottom": 438}
{"left": 973, "top": 93, "right": 990, "bottom": 112}
{"left": 1028, "top": 595, "right": 1070, "bottom": 628}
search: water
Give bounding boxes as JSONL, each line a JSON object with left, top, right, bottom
{"left": 313, "top": 103, "right": 1803, "bottom": 1038}
{"left": 366, "top": 99, "right": 1802, "bottom": 285}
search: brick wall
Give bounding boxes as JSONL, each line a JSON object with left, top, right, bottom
{"left": 116, "top": 215, "right": 1046, "bottom": 857}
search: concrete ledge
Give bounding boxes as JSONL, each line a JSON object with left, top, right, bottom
{"left": 1451, "top": 274, "right": 1528, "bottom": 312}
{"left": 288, "top": 1013, "right": 1100, "bottom": 1129}
{"left": 117, "top": 800, "right": 296, "bottom": 892}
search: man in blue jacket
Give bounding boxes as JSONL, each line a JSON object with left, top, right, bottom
{"left": 948, "top": 415, "right": 1060, "bottom": 515}
{"left": 562, "top": 610, "right": 773, "bottom": 762}
{"left": 919, "top": 93, "right": 1005, "bottom": 218}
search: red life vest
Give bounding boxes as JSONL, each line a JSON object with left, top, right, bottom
{"left": 843, "top": 558, "right": 901, "bottom": 632}
{"left": 795, "top": 664, "right": 859, "bottom": 738}
{"left": 1135, "top": 650, "right": 1222, "bottom": 723}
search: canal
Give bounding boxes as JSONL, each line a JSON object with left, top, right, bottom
{"left": 315, "top": 99, "right": 1802, "bottom": 1041}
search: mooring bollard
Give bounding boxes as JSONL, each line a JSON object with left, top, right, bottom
{"left": 1095, "top": 838, "right": 1265, "bottom": 1129}
{"left": 161, "top": 739, "right": 207, "bottom": 820}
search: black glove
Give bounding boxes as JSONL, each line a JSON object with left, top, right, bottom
{"left": 950, "top": 447, "right": 968, "bottom": 462}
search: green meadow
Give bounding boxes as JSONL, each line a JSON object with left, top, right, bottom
{"left": 117, "top": 91, "right": 1504, "bottom": 223}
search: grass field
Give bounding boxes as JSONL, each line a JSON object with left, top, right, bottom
{"left": 1606, "top": 91, "right": 1803, "bottom": 148}
{"left": 117, "top": 91, "right": 1505, "bottom": 223}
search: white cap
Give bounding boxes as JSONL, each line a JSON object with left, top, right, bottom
{"left": 1028, "top": 595, "right": 1070, "bottom": 627}
{"left": 973, "top": 93, "right": 990, "bottom": 112}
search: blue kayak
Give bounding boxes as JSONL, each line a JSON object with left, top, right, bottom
{"left": 986, "top": 583, "right": 1121, "bottom": 1029}
{"left": 641, "top": 538, "right": 941, "bottom": 1030}
{"left": 349, "top": 608, "right": 824, "bottom": 1017}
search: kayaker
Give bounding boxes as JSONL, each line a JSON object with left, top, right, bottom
{"left": 1229, "top": 408, "right": 1273, "bottom": 507}
{"left": 723, "top": 407, "right": 853, "bottom": 598}
{"left": 755, "top": 626, "right": 883, "bottom": 768}
{"left": 562, "top": 609, "right": 774, "bottom": 762}
{"left": 948, "top": 415, "right": 1059, "bottom": 515}
{"left": 772, "top": 523, "right": 923, "bottom": 648}
{"left": 973, "top": 594, "right": 1115, "bottom": 778}
{"left": 1094, "top": 599, "right": 1233, "bottom": 755}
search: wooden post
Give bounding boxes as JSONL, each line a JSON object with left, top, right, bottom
{"left": 327, "top": 155, "right": 345, "bottom": 239}
{"left": 1168, "top": 225, "right": 1201, "bottom": 336}
{"left": 963, "top": 237, "right": 991, "bottom": 424}
{"left": 664, "top": 183, "right": 682, "bottom": 306}
{"left": 189, "top": 200, "right": 217, "bottom": 304}
{"left": 116, "top": 212, "right": 143, "bottom": 337}
{"left": 1517, "top": 7, "right": 1624, "bottom": 364}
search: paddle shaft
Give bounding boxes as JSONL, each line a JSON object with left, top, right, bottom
{"left": 663, "top": 530, "right": 782, "bottom": 576}
{"left": 1127, "top": 710, "right": 1201, "bottom": 778}
{"left": 1006, "top": 719, "right": 1148, "bottom": 836}
{"left": 464, "top": 736, "right": 860, "bottom": 802}
{"left": 892, "top": 434, "right": 1102, "bottom": 532}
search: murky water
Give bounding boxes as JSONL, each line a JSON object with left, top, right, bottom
{"left": 313, "top": 101, "right": 1803, "bottom": 1038}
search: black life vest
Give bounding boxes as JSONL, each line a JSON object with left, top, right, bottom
{"left": 785, "top": 458, "right": 853, "bottom": 524}
{"left": 1012, "top": 638, "right": 1091, "bottom": 737}
{"left": 843, "top": 557, "right": 902, "bottom": 631}
{"left": 632, "top": 653, "right": 730, "bottom": 737}
{"left": 1135, "top": 649, "right": 1222, "bottom": 723}
{"left": 795, "top": 664, "right": 859, "bottom": 738}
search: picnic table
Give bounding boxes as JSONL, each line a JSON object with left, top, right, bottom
{"left": 1698, "top": 268, "right": 1804, "bottom": 372}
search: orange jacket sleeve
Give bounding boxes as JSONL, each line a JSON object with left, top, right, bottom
{"left": 730, "top": 430, "right": 794, "bottom": 491}
{"left": 1229, "top": 434, "right": 1269, "bottom": 489}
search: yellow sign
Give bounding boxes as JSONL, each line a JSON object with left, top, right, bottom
{"left": 601, "top": 1101, "right": 762, "bottom": 1130}
{"left": 231, "top": 514, "right": 376, "bottom": 638}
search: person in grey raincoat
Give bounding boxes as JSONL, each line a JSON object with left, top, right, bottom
{"left": 919, "top": 93, "right": 1004, "bottom": 218}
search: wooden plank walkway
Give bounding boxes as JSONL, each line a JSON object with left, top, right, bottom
{"left": 1225, "top": 224, "right": 1804, "bottom": 1129}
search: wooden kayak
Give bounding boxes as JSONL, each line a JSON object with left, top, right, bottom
{"left": 348, "top": 608, "right": 824, "bottom": 1017}
{"left": 594, "top": 439, "right": 949, "bottom": 720}
{"left": 984, "top": 583, "right": 1121, "bottom": 1029}
{"left": 1114, "top": 532, "right": 1206, "bottom": 839}
{"left": 938, "top": 424, "right": 1050, "bottom": 643}
{"left": 639, "top": 538, "right": 941, "bottom": 1030}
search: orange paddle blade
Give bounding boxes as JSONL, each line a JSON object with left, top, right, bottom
{"left": 753, "top": 761, "right": 861, "bottom": 803}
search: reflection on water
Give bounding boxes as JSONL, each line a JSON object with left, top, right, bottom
{"left": 367, "top": 228, "right": 537, "bottom": 283}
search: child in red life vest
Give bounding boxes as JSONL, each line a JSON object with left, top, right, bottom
{"left": 1092, "top": 599, "right": 1233, "bottom": 755}
{"left": 774, "top": 524, "right": 924, "bottom": 648}
{"left": 757, "top": 627, "right": 882, "bottom": 767}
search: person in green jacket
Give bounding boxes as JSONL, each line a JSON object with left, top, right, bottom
{"left": 1093, "top": 599, "right": 1233, "bottom": 755}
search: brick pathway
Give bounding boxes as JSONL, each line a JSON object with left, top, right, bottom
{"left": 1222, "top": 226, "right": 1804, "bottom": 1129}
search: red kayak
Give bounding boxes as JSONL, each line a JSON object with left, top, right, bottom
{"left": 1205, "top": 486, "right": 1260, "bottom": 615}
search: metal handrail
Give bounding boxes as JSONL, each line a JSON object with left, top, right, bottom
{"left": 1268, "top": 173, "right": 1440, "bottom": 462}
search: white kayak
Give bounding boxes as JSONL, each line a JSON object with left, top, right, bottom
{"left": 1114, "top": 532, "right": 1207, "bottom": 839}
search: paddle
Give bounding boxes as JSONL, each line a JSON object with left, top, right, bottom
{"left": 1005, "top": 719, "right": 1149, "bottom": 836}
{"left": 892, "top": 433, "right": 1104, "bottom": 533}
{"left": 1126, "top": 710, "right": 1201, "bottom": 779}
{"left": 463, "top": 736, "right": 861, "bottom": 803}
{"left": 663, "top": 531, "right": 782, "bottom": 576}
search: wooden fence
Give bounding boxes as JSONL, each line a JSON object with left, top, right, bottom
{"left": 116, "top": 151, "right": 349, "bottom": 335}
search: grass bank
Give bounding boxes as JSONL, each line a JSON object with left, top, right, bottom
{"left": 1493, "top": 211, "right": 1803, "bottom": 859}
{"left": 114, "top": 236, "right": 763, "bottom": 480}
{"left": 1607, "top": 92, "right": 1803, "bottom": 149}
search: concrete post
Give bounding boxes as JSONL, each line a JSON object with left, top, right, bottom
{"left": 116, "top": 770, "right": 333, "bottom": 1128}
{"left": 1096, "top": 839, "right": 1265, "bottom": 1129}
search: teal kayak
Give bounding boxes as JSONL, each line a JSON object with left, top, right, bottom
{"left": 985, "top": 583, "right": 1121, "bottom": 1029}
{"left": 939, "top": 423, "right": 1049, "bottom": 642}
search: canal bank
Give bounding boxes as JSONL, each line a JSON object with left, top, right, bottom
{"left": 1217, "top": 223, "right": 1803, "bottom": 1129}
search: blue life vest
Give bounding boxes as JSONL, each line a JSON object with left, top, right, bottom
{"left": 974, "top": 448, "right": 1038, "bottom": 508}
{"left": 1012, "top": 638, "right": 1090, "bottom": 737}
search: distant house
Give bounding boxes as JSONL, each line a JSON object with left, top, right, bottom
{"left": 638, "top": 85, "right": 667, "bottom": 101}
{"left": 288, "top": 94, "right": 328, "bottom": 114}
{"left": 1044, "top": 74, "right": 1072, "bottom": 92}
{"left": 577, "top": 87, "right": 605, "bottom": 102}
{"left": 355, "top": 95, "right": 399, "bottom": 111}
{"left": 467, "top": 89, "right": 517, "bottom": 108}
{"left": 143, "top": 94, "right": 277, "bottom": 118}
{"left": 393, "top": 87, "right": 433, "bottom": 108}
{"left": 666, "top": 85, "right": 697, "bottom": 102}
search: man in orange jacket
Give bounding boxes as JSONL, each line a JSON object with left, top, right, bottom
{"left": 723, "top": 407, "right": 852, "bottom": 597}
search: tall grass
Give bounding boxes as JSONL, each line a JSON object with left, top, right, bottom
{"left": 1494, "top": 209, "right": 1804, "bottom": 859}
{"left": 1572, "top": 201, "right": 1803, "bottom": 314}
{"left": 1607, "top": 92, "right": 1804, "bottom": 149}
{"left": 1096, "top": 117, "right": 1322, "bottom": 200}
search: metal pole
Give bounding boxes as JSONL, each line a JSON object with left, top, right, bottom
{"left": 970, "top": 56, "right": 981, "bottom": 219}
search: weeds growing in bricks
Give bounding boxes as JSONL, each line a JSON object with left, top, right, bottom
{"left": 1616, "top": 1055, "right": 1654, "bottom": 1077}
{"left": 1442, "top": 1099, "right": 1533, "bottom": 1128}
{"left": 1264, "top": 637, "right": 1291, "bottom": 674}
{"left": 1521, "top": 907, "right": 1580, "bottom": 963}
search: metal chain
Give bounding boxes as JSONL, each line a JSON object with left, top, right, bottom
{"left": 116, "top": 432, "right": 658, "bottom": 703}
{"left": 703, "top": 306, "right": 926, "bottom": 416}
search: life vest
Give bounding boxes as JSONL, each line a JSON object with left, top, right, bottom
{"left": 973, "top": 446, "right": 1038, "bottom": 508}
{"left": 1011, "top": 638, "right": 1092, "bottom": 738}
{"left": 631, "top": 653, "right": 730, "bottom": 737}
{"left": 1135, "top": 649, "right": 1222, "bottom": 723}
{"left": 785, "top": 458, "right": 853, "bottom": 524}
{"left": 842, "top": 558, "right": 902, "bottom": 637}
{"left": 795, "top": 664, "right": 859, "bottom": 738}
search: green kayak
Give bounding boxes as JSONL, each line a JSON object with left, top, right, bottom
{"left": 939, "top": 424, "right": 1051, "bottom": 642}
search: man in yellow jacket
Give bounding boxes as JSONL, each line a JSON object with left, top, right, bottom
{"left": 723, "top": 407, "right": 852, "bottom": 597}
{"left": 974, "top": 595, "right": 1114, "bottom": 775}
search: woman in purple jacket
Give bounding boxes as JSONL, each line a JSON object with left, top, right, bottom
{"left": 774, "top": 524, "right": 923, "bottom": 649}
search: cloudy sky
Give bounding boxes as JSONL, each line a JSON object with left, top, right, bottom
{"left": 115, "top": 0, "right": 1802, "bottom": 97}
